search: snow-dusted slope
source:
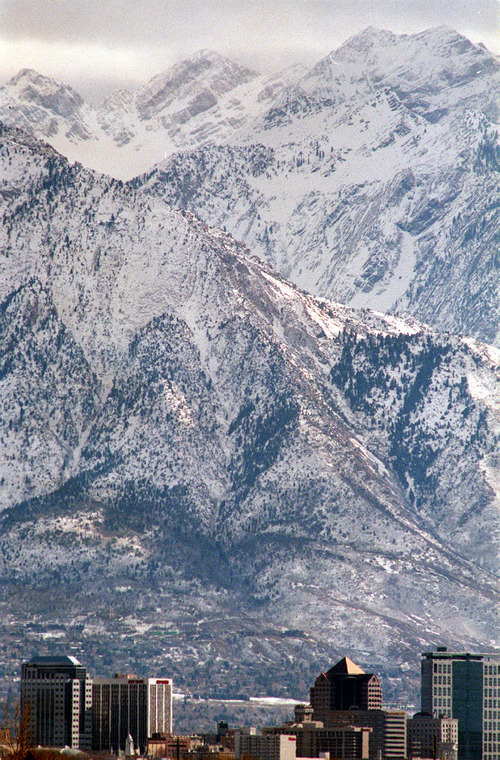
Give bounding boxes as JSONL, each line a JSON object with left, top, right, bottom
{"left": 302, "top": 26, "right": 500, "bottom": 121}
{"left": 136, "top": 27, "right": 500, "bottom": 345}
{"left": 0, "top": 53, "right": 302, "bottom": 179}
{"left": 2, "top": 29, "right": 497, "bottom": 344}
{"left": 0, "top": 125, "right": 498, "bottom": 703}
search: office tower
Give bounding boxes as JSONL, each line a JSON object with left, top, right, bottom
{"left": 421, "top": 648, "right": 500, "bottom": 760}
{"left": 382, "top": 710, "right": 407, "bottom": 760}
{"left": 20, "top": 655, "right": 92, "bottom": 750}
{"left": 310, "top": 657, "right": 382, "bottom": 720}
{"left": 92, "top": 674, "right": 173, "bottom": 754}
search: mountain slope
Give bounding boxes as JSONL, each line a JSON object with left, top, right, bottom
{"left": 0, "top": 54, "right": 301, "bottom": 179}
{"left": 2, "top": 30, "right": 498, "bottom": 345}
{"left": 134, "top": 28, "right": 500, "bottom": 345}
{"left": 0, "top": 125, "right": 498, "bottom": 705}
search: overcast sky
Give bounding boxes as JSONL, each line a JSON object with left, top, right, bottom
{"left": 1, "top": 0, "right": 498, "bottom": 102}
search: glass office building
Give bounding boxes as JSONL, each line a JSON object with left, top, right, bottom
{"left": 421, "top": 648, "right": 500, "bottom": 760}
{"left": 92, "top": 674, "right": 173, "bottom": 754}
{"left": 21, "top": 655, "right": 92, "bottom": 750}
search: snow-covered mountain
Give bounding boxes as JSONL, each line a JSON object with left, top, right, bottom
{"left": 2, "top": 28, "right": 497, "bottom": 343}
{"left": 135, "top": 27, "right": 500, "bottom": 346}
{"left": 0, "top": 124, "right": 498, "bottom": 705}
{"left": 0, "top": 53, "right": 302, "bottom": 179}
{"left": 302, "top": 26, "right": 499, "bottom": 121}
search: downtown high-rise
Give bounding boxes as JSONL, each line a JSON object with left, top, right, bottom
{"left": 92, "top": 673, "right": 173, "bottom": 754}
{"left": 20, "top": 656, "right": 92, "bottom": 750}
{"left": 421, "top": 648, "right": 500, "bottom": 760}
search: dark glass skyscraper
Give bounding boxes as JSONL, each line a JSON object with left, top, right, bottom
{"left": 421, "top": 648, "right": 500, "bottom": 760}
{"left": 92, "top": 674, "right": 173, "bottom": 754}
{"left": 20, "top": 655, "right": 92, "bottom": 749}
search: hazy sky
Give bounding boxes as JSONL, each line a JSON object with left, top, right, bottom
{"left": 1, "top": 0, "right": 499, "bottom": 102}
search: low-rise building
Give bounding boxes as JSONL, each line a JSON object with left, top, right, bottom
{"left": 407, "top": 712, "right": 458, "bottom": 760}
{"left": 235, "top": 731, "right": 297, "bottom": 760}
{"left": 262, "top": 716, "right": 370, "bottom": 759}
{"left": 147, "top": 733, "right": 203, "bottom": 759}
{"left": 321, "top": 709, "right": 406, "bottom": 760}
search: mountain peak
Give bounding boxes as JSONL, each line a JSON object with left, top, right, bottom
{"left": 187, "top": 48, "right": 234, "bottom": 66}
{"left": 97, "top": 88, "right": 134, "bottom": 112}
{"left": 135, "top": 50, "right": 258, "bottom": 121}
{"left": 350, "top": 25, "right": 395, "bottom": 40}
{"left": 333, "top": 25, "right": 476, "bottom": 58}
{"left": 4, "top": 68, "right": 84, "bottom": 115}
{"left": 9, "top": 67, "right": 42, "bottom": 84}
{"left": 338, "top": 26, "right": 397, "bottom": 52}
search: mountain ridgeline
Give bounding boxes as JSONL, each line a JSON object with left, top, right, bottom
{"left": 0, "top": 122, "right": 498, "bottom": 705}
{"left": 1, "top": 27, "right": 499, "bottom": 344}
{"left": 132, "top": 27, "right": 500, "bottom": 347}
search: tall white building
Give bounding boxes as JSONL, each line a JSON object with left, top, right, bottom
{"left": 92, "top": 674, "right": 173, "bottom": 753}
{"left": 20, "top": 656, "right": 92, "bottom": 750}
{"left": 421, "top": 648, "right": 500, "bottom": 760}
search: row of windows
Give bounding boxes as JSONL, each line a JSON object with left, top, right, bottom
{"left": 23, "top": 674, "right": 88, "bottom": 685}
{"left": 433, "top": 686, "right": 451, "bottom": 697}
{"left": 484, "top": 713, "right": 499, "bottom": 723}
{"left": 434, "top": 697, "right": 451, "bottom": 718}
{"left": 483, "top": 732, "right": 499, "bottom": 741}
{"left": 484, "top": 677, "right": 500, "bottom": 687}
{"left": 433, "top": 663, "right": 452, "bottom": 673}
{"left": 23, "top": 689, "right": 64, "bottom": 696}
{"left": 483, "top": 721, "right": 499, "bottom": 730}
{"left": 433, "top": 674, "right": 451, "bottom": 684}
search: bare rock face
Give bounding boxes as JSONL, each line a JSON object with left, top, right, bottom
{"left": 7, "top": 69, "right": 85, "bottom": 117}
{"left": 0, "top": 125, "right": 498, "bottom": 708}
{"left": 0, "top": 69, "right": 92, "bottom": 141}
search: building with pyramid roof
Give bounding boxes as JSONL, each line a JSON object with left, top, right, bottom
{"left": 307, "top": 658, "right": 410, "bottom": 759}
{"left": 310, "top": 656, "right": 382, "bottom": 718}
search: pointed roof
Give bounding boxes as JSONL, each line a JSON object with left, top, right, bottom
{"left": 327, "top": 656, "right": 366, "bottom": 676}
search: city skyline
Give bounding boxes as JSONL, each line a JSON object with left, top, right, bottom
{"left": 17, "top": 648, "right": 498, "bottom": 758}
